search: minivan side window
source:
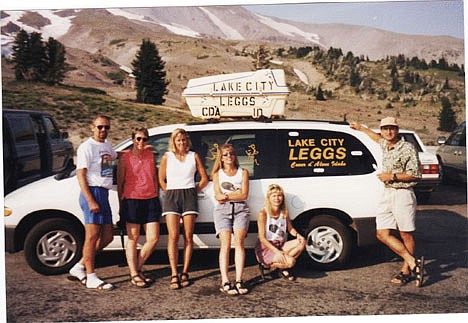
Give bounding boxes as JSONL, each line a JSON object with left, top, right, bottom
{"left": 277, "top": 129, "right": 376, "bottom": 177}
{"left": 9, "top": 116, "right": 36, "bottom": 143}
{"left": 190, "top": 130, "right": 275, "bottom": 180}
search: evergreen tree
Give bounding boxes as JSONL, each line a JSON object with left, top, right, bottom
{"left": 438, "top": 97, "right": 457, "bottom": 131}
{"left": 316, "top": 85, "right": 326, "bottom": 101}
{"left": 44, "top": 37, "right": 67, "bottom": 85}
{"left": 28, "top": 32, "right": 47, "bottom": 81}
{"left": 252, "top": 45, "right": 270, "bottom": 70}
{"left": 132, "top": 39, "right": 168, "bottom": 105}
{"left": 12, "top": 29, "right": 30, "bottom": 80}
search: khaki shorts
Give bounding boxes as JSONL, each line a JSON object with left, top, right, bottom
{"left": 376, "top": 187, "right": 416, "bottom": 232}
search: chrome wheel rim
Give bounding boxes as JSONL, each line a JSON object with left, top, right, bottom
{"left": 306, "top": 226, "right": 343, "bottom": 263}
{"left": 36, "top": 230, "right": 78, "bottom": 268}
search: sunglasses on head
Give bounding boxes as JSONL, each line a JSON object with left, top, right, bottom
{"left": 96, "top": 125, "right": 110, "bottom": 130}
{"left": 136, "top": 137, "right": 148, "bottom": 142}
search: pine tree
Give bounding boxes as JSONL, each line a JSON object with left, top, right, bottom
{"left": 132, "top": 39, "right": 168, "bottom": 105}
{"left": 316, "top": 85, "right": 326, "bottom": 101}
{"left": 12, "top": 29, "right": 30, "bottom": 80}
{"left": 44, "top": 37, "right": 67, "bottom": 85}
{"left": 28, "top": 32, "right": 47, "bottom": 81}
{"left": 252, "top": 45, "right": 270, "bottom": 70}
{"left": 438, "top": 97, "right": 457, "bottom": 131}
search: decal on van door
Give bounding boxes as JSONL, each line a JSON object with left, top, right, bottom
{"left": 287, "top": 137, "right": 347, "bottom": 169}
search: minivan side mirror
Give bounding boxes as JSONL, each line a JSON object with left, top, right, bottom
{"left": 62, "top": 132, "right": 69, "bottom": 139}
{"left": 437, "top": 136, "right": 446, "bottom": 145}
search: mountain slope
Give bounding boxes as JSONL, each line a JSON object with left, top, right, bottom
{"left": 1, "top": 6, "right": 464, "bottom": 65}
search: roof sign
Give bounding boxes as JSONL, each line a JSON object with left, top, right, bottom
{"left": 182, "top": 69, "right": 290, "bottom": 119}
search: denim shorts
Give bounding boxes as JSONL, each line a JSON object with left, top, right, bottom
{"left": 79, "top": 187, "right": 112, "bottom": 224}
{"left": 120, "top": 197, "right": 162, "bottom": 224}
{"left": 213, "top": 201, "right": 250, "bottom": 237}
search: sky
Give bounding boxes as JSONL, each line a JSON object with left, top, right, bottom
{"left": 0, "top": 0, "right": 465, "bottom": 39}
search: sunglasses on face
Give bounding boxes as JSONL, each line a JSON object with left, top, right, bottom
{"left": 135, "top": 137, "right": 148, "bottom": 142}
{"left": 96, "top": 125, "right": 110, "bottom": 130}
{"left": 222, "top": 152, "right": 235, "bottom": 157}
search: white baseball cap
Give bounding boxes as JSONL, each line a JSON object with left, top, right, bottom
{"left": 379, "top": 117, "right": 399, "bottom": 128}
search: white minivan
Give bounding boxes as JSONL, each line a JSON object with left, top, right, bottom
{"left": 4, "top": 119, "right": 384, "bottom": 275}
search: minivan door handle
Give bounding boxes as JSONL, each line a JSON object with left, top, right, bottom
{"left": 197, "top": 191, "right": 206, "bottom": 199}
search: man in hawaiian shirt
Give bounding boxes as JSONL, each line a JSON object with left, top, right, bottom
{"left": 350, "top": 117, "right": 425, "bottom": 287}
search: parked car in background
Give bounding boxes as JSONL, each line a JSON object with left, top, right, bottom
{"left": 375, "top": 129, "right": 441, "bottom": 202}
{"left": 436, "top": 121, "right": 466, "bottom": 184}
{"left": 2, "top": 109, "right": 74, "bottom": 195}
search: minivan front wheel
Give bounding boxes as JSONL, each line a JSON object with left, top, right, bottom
{"left": 24, "top": 218, "right": 84, "bottom": 275}
{"left": 303, "top": 215, "right": 353, "bottom": 270}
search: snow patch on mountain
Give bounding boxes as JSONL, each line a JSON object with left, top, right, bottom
{"left": 106, "top": 8, "right": 148, "bottom": 23}
{"left": 159, "top": 23, "right": 201, "bottom": 38}
{"left": 254, "top": 13, "right": 322, "bottom": 46}
{"left": 199, "top": 7, "right": 244, "bottom": 40}
{"left": 107, "top": 8, "right": 200, "bottom": 38}
{"left": 1, "top": 10, "right": 76, "bottom": 40}
{"left": 1, "top": 10, "right": 76, "bottom": 57}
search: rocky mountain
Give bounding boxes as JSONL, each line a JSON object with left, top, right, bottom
{"left": 1, "top": 6, "right": 464, "bottom": 65}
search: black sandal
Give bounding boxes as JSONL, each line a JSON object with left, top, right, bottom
{"left": 234, "top": 280, "right": 249, "bottom": 295}
{"left": 170, "top": 275, "right": 180, "bottom": 290}
{"left": 131, "top": 275, "right": 149, "bottom": 288}
{"left": 280, "top": 269, "right": 296, "bottom": 281}
{"left": 180, "top": 272, "right": 190, "bottom": 288}
{"left": 390, "top": 271, "right": 413, "bottom": 285}
{"left": 219, "top": 281, "right": 237, "bottom": 295}
{"left": 138, "top": 271, "right": 154, "bottom": 284}
{"left": 412, "top": 256, "right": 425, "bottom": 287}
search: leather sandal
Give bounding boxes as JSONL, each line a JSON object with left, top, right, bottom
{"left": 234, "top": 280, "right": 249, "bottom": 295}
{"left": 170, "top": 275, "right": 180, "bottom": 290}
{"left": 131, "top": 275, "right": 149, "bottom": 288}
{"left": 390, "top": 271, "right": 413, "bottom": 285}
{"left": 219, "top": 281, "right": 237, "bottom": 295}
{"left": 180, "top": 272, "right": 190, "bottom": 288}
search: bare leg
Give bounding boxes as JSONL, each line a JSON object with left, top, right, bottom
{"left": 376, "top": 229, "right": 416, "bottom": 270}
{"left": 233, "top": 228, "right": 247, "bottom": 282}
{"left": 166, "top": 214, "right": 181, "bottom": 277}
{"left": 137, "top": 222, "right": 160, "bottom": 271}
{"left": 181, "top": 214, "right": 196, "bottom": 275}
{"left": 218, "top": 231, "right": 232, "bottom": 284}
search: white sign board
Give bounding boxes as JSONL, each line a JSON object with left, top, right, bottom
{"left": 182, "top": 69, "right": 290, "bottom": 119}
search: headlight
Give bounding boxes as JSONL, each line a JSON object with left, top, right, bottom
{"left": 4, "top": 207, "right": 12, "bottom": 217}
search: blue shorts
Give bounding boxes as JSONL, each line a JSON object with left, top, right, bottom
{"left": 79, "top": 187, "right": 113, "bottom": 224}
{"left": 120, "top": 197, "right": 162, "bottom": 224}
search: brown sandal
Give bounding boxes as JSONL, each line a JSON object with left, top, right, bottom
{"left": 180, "top": 273, "right": 190, "bottom": 287}
{"left": 170, "top": 275, "right": 180, "bottom": 290}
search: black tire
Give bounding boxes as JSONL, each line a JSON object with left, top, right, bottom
{"left": 24, "top": 218, "right": 84, "bottom": 275}
{"left": 415, "top": 192, "right": 431, "bottom": 203}
{"left": 302, "top": 215, "right": 354, "bottom": 270}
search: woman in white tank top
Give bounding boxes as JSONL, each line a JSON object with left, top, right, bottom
{"left": 212, "top": 143, "right": 250, "bottom": 295}
{"left": 159, "top": 128, "right": 208, "bottom": 290}
{"left": 255, "top": 184, "right": 306, "bottom": 281}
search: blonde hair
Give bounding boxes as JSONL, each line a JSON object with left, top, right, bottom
{"left": 264, "top": 184, "right": 288, "bottom": 218}
{"left": 211, "top": 143, "right": 239, "bottom": 177}
{"left": 168, "top": 128, "right": 192, "bottom": 152}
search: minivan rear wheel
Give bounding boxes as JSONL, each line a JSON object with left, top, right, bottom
{"left": 24, "top": 218, "right": 84, "bottom": 275}
{"left": 302, "top": 215, "right": 353, "bottom": 270}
